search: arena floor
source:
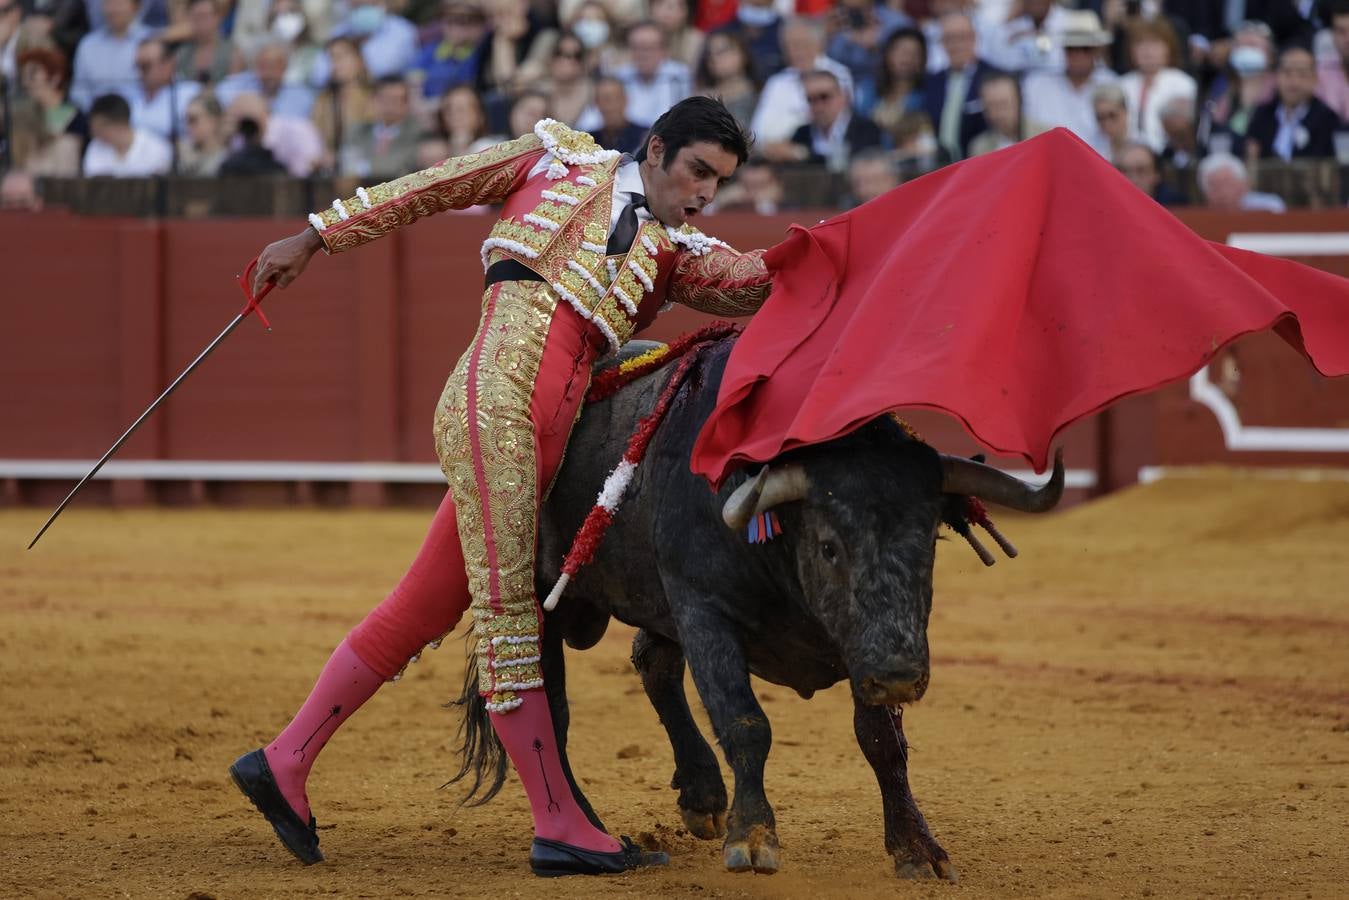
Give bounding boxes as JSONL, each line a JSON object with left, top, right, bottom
{"left": 2, "top": 471, "right": 1347, "bottom": 899}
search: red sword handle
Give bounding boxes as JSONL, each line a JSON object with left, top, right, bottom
{"left": 238, "top": 257, "right": 275, "bottom": 330}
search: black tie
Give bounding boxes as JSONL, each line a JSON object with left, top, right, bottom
{"left": 606, "top": 191, "right": 647, "bottom": 255}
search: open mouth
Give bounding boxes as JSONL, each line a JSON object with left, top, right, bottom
{"left": 683, "top": 206, "right": 699, "bottom": 219}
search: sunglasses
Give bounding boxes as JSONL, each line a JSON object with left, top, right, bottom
{"left": 555, "top": 49, "right": 583, "bottom": 59}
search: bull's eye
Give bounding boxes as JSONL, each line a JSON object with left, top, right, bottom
{"left": 821, "top": 540, "right": 838, "bottom": 564}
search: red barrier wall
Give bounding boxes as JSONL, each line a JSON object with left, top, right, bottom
{"left": 3, "top": 209, "right": 1347, "bottom": 507}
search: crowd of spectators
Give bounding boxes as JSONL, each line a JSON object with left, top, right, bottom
{"left": 5, "top": 0, "right": 1349, "bottom": 213}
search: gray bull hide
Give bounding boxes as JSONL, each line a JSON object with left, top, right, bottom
{"left": 453, "top": 337, "right": 1063, "bottom": 880}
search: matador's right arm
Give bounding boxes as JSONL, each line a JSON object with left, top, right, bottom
{"left": 306, "top": 133, "right": 546, "bottom": 255}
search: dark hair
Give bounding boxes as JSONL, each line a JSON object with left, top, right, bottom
{"left": 980, "top": 71, "right": 1021, "bottom": 99}
{"left": 438, "top": 83, "right": 490, "bottom": 140}
{"left": 801, "top": 68, "right": 842, "bottom": 91}
{"left": 90, "top": 93, "right": 132, "bottom": 124}
{"left": 876, "top": 27, "right": 927, "bottom": 99}
{"left": 1276, "top": 42, "right": 1315, "bottom": 65}
{"left": 626, "top": 20, "right": 666, "bottom": 46}
{"left": 695, "top": 29, "right": 757, "bottom": 89}
{"left": 373, "top": 74, "right": 410, "bottom": 94}
{"left": 636, "top": 95, "right": 752, "bottom": 167}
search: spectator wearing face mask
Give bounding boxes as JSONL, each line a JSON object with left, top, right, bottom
{"left": 567, "top": 1, "right": 622, "bottom": 74}
{"left": 231, "top": 0, "right": 332, "bottom": 60}
{"left": 1198, "top": 20, "right": 1275, "bottom": 153}
{"left": 713, "top": 0, "right": 784, "bottom": 82}
{"left": 309, "top": 0, "right": 418, "bottom": 87}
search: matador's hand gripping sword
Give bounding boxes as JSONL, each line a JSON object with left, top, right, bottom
{"left": 27, "top": 260, "right": 275, "bottom": 550}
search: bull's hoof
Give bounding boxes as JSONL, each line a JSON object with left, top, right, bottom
{"left": 680, "top": 807, "right": 727, "bottom": 840}
{"left": 894, "top": 851, "right": 958, "bottom": 883}
{"left": 723, "top": 825, "right": 779, "bottom": 874}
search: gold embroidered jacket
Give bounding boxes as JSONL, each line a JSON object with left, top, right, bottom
{"left": 307, "top": 119, "right": 772, "bottom": 353}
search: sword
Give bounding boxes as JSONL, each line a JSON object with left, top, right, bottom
{"left": 27, "top": 260, "right": 275, "bottom": 550}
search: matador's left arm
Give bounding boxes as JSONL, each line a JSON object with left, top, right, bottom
{"left": 666, "top": 244, "right": 773, "bottom": 317}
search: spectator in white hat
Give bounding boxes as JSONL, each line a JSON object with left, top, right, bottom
{"left": 1023, "top": 10, "right": 1118, "bottom": 151}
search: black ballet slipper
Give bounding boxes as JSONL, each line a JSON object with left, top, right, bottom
{"left": 228, "top": 748, "right": 324, "bottom": 865}
{"left": 529, "top": 834, "right": 669, "bottom": 877}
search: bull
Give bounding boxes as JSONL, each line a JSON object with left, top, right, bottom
{"left": 453, "top": 337, "right": 1064, "bottom": 880}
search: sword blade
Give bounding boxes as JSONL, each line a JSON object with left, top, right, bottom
{"left": 27, "top": 312, "right": 250, "bottom": 550}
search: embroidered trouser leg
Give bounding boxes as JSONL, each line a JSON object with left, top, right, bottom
{"left": 434, "top": 280, "right": 601, "bottom": 712}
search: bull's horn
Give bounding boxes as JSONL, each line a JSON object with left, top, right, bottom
{"left": 721, "top": 464, "right": 811, "bottom": 530}
{"left": 940, "top": 447, "right": 1065, "bottom": 513}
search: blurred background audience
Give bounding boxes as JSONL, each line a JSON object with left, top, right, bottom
{"left": 3, "top": 0, "right": 1349, "bottom": 212}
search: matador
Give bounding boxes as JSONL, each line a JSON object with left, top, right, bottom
{"left": 229, "top": 98, "right": 774, "bottom": 876}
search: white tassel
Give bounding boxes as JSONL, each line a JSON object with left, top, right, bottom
{"left": 543, "top": 572, "right": 570, "bottom": 611}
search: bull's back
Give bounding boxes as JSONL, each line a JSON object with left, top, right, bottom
{"left": 536, "top": 342, "right": 732, "bottom": 635}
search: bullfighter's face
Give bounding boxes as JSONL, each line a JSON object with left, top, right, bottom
{"left": 640, "top": 136, "right": 739, "bottom": 227}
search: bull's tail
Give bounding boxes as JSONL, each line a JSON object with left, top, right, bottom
{"left": 445, "top": 639, "right": 508, "bottom": 805}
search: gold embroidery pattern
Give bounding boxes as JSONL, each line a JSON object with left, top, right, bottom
{"left": 666, "top": 245, "right": 772, "bottom": 316}
{"left": 313, "top": 133, "right": 545, "bottom": 254}
{"left": 432, "top": 281, "right": 559, "bottom": 708}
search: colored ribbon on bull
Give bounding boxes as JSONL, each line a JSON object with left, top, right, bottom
{"left": 748, "top": 510, "right": 782, "bottom": 543}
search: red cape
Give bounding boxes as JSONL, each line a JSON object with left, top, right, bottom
{"left": 690, "top": 129, "right": 1349, "bottom": 487}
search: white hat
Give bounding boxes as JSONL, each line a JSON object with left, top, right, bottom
{"left": 1060, "top": 10, "right": 1111, "bottom": 48}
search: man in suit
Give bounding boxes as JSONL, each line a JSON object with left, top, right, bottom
{"left": 1246, "top": 44, "right": 1342, "bottom": 162}
{"left": 771, "top": 69, "right": 884, "bottom": 169}
{"left": 921, "top": 11, "right": 1002, "bottom": 161}
{"left": 341, "top": 75, "right": 421, "bottom": 179}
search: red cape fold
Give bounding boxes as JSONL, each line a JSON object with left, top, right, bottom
{"left": 689, "top": 128, "right": 1349, "bottom": 488}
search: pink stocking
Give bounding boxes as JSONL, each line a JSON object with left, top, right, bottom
{"left": 489, "top": 691, "right": 621, "bottom": 852}
{"left": 263, "top": 639, "right": 383, "bottom": 821}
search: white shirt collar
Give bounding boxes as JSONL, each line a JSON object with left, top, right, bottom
{"left": 615, "top": 156, "right": 645, "bottom": 197}
{"left": 614, "top": 156, "right": 651, "bottom": 221}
